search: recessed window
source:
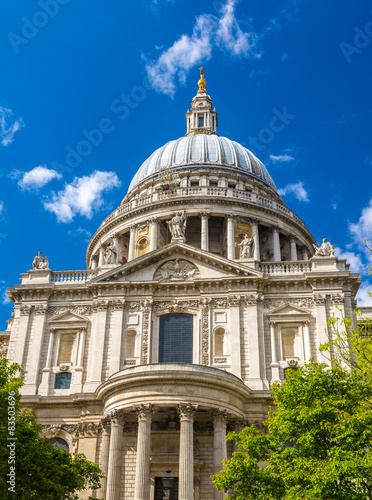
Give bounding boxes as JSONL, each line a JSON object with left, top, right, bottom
{"left": 58, "top": 335, "right": 74, "bottom": 364}
{"left": 210, "top": 181, "right": 218, "bottom": 187}
{"left": 228, "top": 183, "right": 236, "bottom": 189}
{"left": 125, "top": 330, "right": 136, "bottom": 359}
{"left": 50, "top": 438, "right": 69, "bottom": 452}
{"left": 198, "top": 116, "right": 204, "bottom": 127}
{"left": 190, "top": 181, "right": 199, "bottom": 187}
{"left": 55, "top": 372, "right": 71, "bottom": 389}
{"left": 159, "top": 313, "right": 193, "bottom": 363}
{"left": 282, "top": 329, "right": 296, "bottom": 358}
{"left": 214, "top": 327, "right": 225, "bottom": 356}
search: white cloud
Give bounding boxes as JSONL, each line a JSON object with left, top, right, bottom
{"left": 2, "top": 289, "right": 10, "bottom": 305}
{"left": 349, "top": 198, "right": 372, "bottom": 245}
{"left": 18, "top": 165, "right": 62, "bottom": 191}
{"left": 356, "top": 281, "right": 372, "bottom": 307}
{"left": 68, "top": 227, "right": 92, "bottom": 242}
{"left": 278, "top": 181, "right": 309, "bottom": 202}
{"left": 334, "top": 247, "right": 364, "bottom": 274}
{"left": 146, "top": 0, "right": 259, "bottom": 97}
{"left": 0, "top": 106, "right": 24, "bottom": 146}
{"left": 269, "top": 153, "right": 295, "bottom": 163}
{"left": 0, "top": 201, "right": 4, "bottom": 214}
{"left": 44, "top": 171, "right": 121, "bottom": 223}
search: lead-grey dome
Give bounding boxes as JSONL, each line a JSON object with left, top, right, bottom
{"left": 127, "top": 134, "right": 277, "bottom": 193}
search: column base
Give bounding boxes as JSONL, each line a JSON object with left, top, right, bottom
{"left": 270, "top": 363, "right": 281, "bottom": 384}
{"left": 38, "top": 368, "right": 51, "bottom": 396}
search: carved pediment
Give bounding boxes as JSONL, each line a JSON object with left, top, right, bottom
{"left": 93, "top": 242, "right": 263, "bottom": 284}
{"left": 49, "top": 310, "right": 89, "bottom": 329}
{"left": 268, "top": 303, "right": 311, "bottom": 323}
{"left": 153, "top": 259, "right": 200, "bottom": 282}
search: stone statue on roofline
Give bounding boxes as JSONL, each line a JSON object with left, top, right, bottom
{"left": 32, "top": 251, "right": 50, "bottom": 270}
{"left": 313, "top": 238, "right": 335, "bottom": 257}
{"left": 167, "top": 211, "right": 187, "bottom": 241}
{"left": 236, "top": 234, "right": 254, "bottom": 259}
{"left": 104, "top": 240, "right": 117, "bottom": 265}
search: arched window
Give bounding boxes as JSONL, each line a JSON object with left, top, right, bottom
{"left": 55, "top": 372, "right": 71, "bottom": 389}
{"left": 50, "top": 437, "right": 69, "bottom": 452}
{"left": 58, "top": 334, "right": 74, "bottom": 364}
{"left": 282, "top": 329, "right": 296, "bottom": 358}
{"left": 214, "top": 328, "right": 225, "bottom": 356}
{"left": 125, "top": 330, "right": 137, "bottom": 359}
{"left": 159, "top": 313, "right": 193, "bottom": 363}
{"left": 137, "top": 237, "right": 148, "bottom": 257}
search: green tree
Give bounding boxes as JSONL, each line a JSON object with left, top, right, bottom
{"left": 212, "top": 362, "right": 372, "bottom": 499}
{"left": 0, "top": 357, "right": 104, "bottom": 499}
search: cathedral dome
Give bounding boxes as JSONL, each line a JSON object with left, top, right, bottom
{"left": 127, "top": 134, "right": 277, "bottom": 193}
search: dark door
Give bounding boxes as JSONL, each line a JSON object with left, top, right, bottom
{"left": 154, "top": 477, "right": 179, "bottom": 500}
{"left": 159, "top": 313, "right": 193, "bottom": 363}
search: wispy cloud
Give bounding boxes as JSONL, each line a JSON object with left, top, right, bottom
{"left": 349, "top": 198, "right": 372, "bottom": 245}
{"left": 2, "top": 288, "right": 11, "bottom": 305}
{"left": 67, "top": 227, "right": 92, "bottom": 242}
{"left": 0, "top": 201, "right": 4, "bottom": 215}
{"left": 15, "top": 165, "right": 62, "bottom": 191}
{"left": 44, "top": 171, "right": 121, "bottom": 223}
{"left": 334, "top": 247, "right": 364, "bottom": 274}
{"left": 356, "top": 281, "right": 372, "bottom": 307}
{"left": 146, "top": 0, "right": 259, "bottom": 97}
{"left": 278, "top": 181, "right": 309, "bottom": 202}
{"left": 269, "top": 153, "right": 295, "bottom": 164}
{"left": 0, "top": 106, "right": 24, "bottom": 146}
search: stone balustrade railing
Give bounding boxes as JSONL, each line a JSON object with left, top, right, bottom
{"left": 99, "top": 187, "right": 307, "bottom": 229}
{"left": 259, "top": 261, "right": 312, "bottom": 274}
{"left": 51, "top": 270, "right": 98, "bottom": 283}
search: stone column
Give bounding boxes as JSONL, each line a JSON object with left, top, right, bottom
{"left": 302, "top": 246, "right": 309, "bottom": 261}
{"left": 314, "top": 294, "right": 331, "bottom": 366}
{"left": 98, "top": 243, "right": 106, "bottom": 267}
{"left": 149, "top": 218, "right": 159, "bottom": 252}
{"left": 290, "top": 236, "right": 298, "bottom": 261}
{"left": 226, "top": 215, "right": 235, "bottom": 260}
{"left": 91, "top": 255, "right": 98, "bottom": 269}
{"left": 97, "top": 418, "right": 111, "bottom": 500}
{"left": 85, "top": 302, "right": 107, "bottom": 391}
{"left": 12, "top": 305, "right": 31, "bottom": 366}
{"left": 128, "top": 225, "right": 136, "bottom": 262}
{"left": 269, "top": 321, "right": 280, "bottom": 383}
{"left": 246, "top": 295, "right": 265, "bottom": 390}
{"left": 23, "top": 304, "right": 48, "bottom": 395}
{"left": 213, "top": 409, "right": 228, "bottom": 500}
{"left": 134, "top": 404, "right": 154, "bottom": 500}
{"left": 303, "top": 320, "right": 311, "bottom": 361}
{"left": 106, "top": 410, "right": 125, "bottom": 500}
{"left": 39, "top": 327, "right": 55, "bottom": 396}
{"left": 72, "top": 327, "right": 86, "bottom": 393}
{"left": 272, "top": 226, "right": 281, "bottom": 261}
{"left": 251, "top": 219, "right": 260, "bottom": 260}
{"left": 109, "top": 302, "right": 125, "bottom": 376}
{"left": 178, "top": 403, "right": 198, "bottom": 500}
{"left": 200, "top": 212, "right": 210, "bottom": 251}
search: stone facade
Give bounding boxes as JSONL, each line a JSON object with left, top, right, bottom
{"left": 1, "top": 74, "right": 363, "bottom": 500}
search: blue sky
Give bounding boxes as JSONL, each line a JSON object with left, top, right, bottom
{"left": 1, "top": 0, "right": 372, "bottom": 329}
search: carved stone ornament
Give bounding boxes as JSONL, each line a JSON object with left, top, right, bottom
{"left": 109, "top": 410, "right": 126, "bottom": 426}
{"left": 35, "top": 305, "right": 48, "bottom": 315}
{"left": 264, "top": 298, "right": 314, "bottom": 310}
{"left": 48, "top": 305, "right": 92, "bottom": 316}
{"left": 332, "top": 293, "right": 344, "bottom": 305}
{"left": 32, "top": 251, "right": 50, "bottom": 270}
{"left": 314, "top": 294, "right": 326, "bottom": 305}
{"left": 153, "top": 300, "right": 199, "bottom": 311}
{"left": 153, "top": 259, "right": 200, "bottom": 282}
{"left": 177, "top": 403, "right": 199, "bottom": 421}
{"left": 287, "top": 359, "right": 298, "bottom": 367}
{"left": 19, "top": 305, "right": 32, "bottom": 316}
{"left": 59, "top": 364, "right": 69, "bottom": 372}
{"left": 228, "top": 295, "right": 240, "bottom": 307}
{"left": 133, "top": 403, "right": 155, "bottom": 421}
{"left": 212, "top": 297, "right": 228, "bottom": 308}
{"left": 214, "top": 357, "right": 227, "bottom": 364}
{"left": 313, "top": 238, "right": 335, "bottom": 257}
{"left": 212, "top": 409, "right": 229, "bottom": 424}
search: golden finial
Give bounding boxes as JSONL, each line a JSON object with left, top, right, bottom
{"left": 197, "top": 66, "right": 206, "bottom": 94}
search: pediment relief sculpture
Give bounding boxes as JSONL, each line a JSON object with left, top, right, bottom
{"left": 153, "top": 259, "right": 200, "bottom": 282}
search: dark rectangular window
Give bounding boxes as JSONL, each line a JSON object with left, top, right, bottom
{"left": 155, "top": 477, "right": 179, "bottom": 499}
{"left": 55, "top": 372, "right": 71, "bottom": 389}
{"left": 159, "top": 313, "right": 193, "bottom": 363}
{"left": 198, "top": 116, "right": 204, "bottom": 127}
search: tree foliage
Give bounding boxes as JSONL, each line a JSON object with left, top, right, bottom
{"left": 212, "top": 362, "right": 372, "bottom": 499}
{"left": 0, "top": 357, "right": 104, "bottom": 499}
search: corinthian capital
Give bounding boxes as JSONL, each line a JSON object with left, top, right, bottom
{"left": 133, "top": 403, "right": 155, "bottom": 422}
{"left": 177, "top": 403, "right": 199, "bottom": 421}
